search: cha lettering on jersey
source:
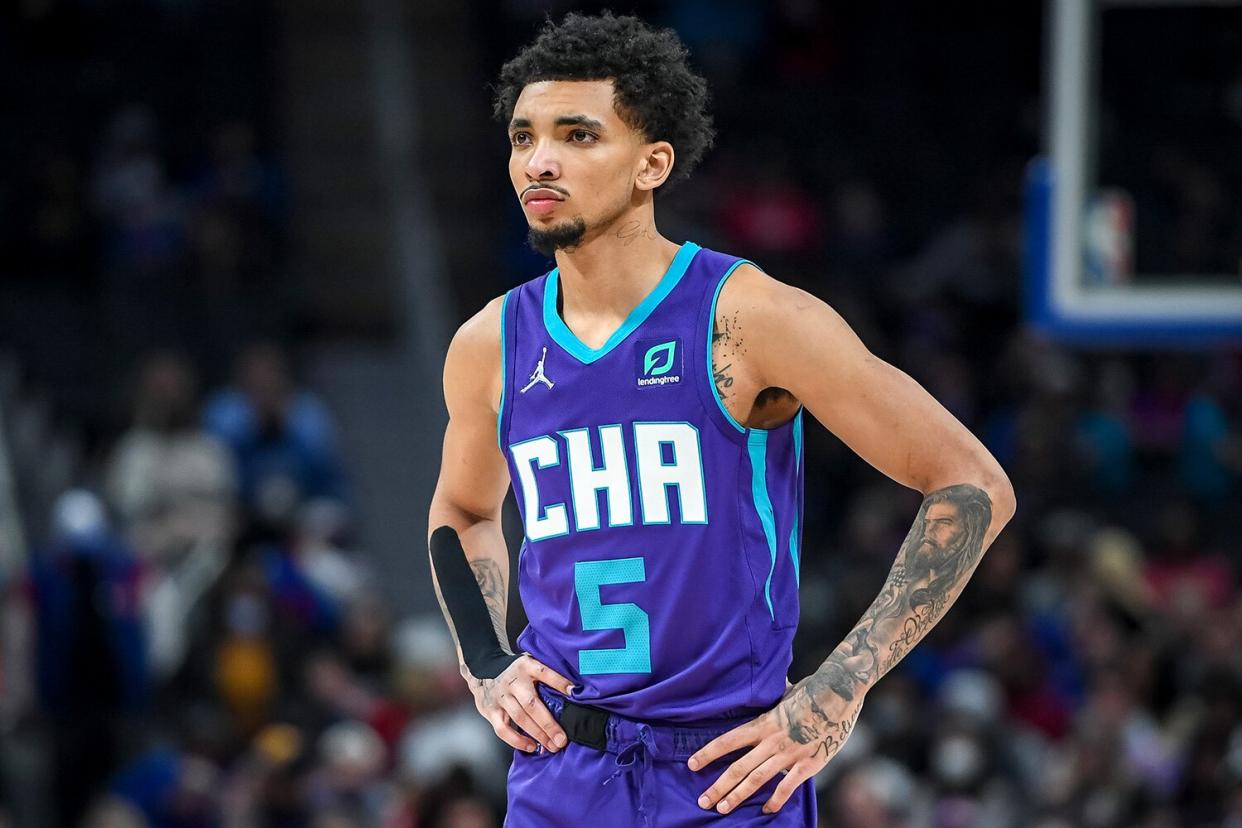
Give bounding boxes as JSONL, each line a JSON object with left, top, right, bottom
{"left": 508, "top": 421, "right": 706, "bottom": 541}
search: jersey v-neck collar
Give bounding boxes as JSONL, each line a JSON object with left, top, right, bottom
{"left": 542, "top": 241, "right": 701, "bottom": 365}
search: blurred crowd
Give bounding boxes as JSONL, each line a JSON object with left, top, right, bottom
{"left": 0, "top": 0, "right": 290, "bottom": 428}
{"left": 2, "top": 0, "right": 1242, "bottom": 827}
{"left": 3, "top": 2, "right": 508, "bottom": 826}
{"left": 3, "top": 101, "right": 291, "bottom": 420}
{"left": 2, "top": 342, "right": 508, "bottom": 828}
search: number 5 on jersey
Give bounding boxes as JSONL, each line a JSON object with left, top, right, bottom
{"left": 574, "top": 557, "right": 651, "bottom": 674}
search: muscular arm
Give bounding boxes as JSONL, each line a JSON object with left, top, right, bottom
{"left": 428, "top": 296, "right": 513, "bottom": 671}
{"left": 429, "top": 297, "right": 576, "bottom": 756}
{"left": 715, "top": 266, "right": 1013, "bottom": 695}
{"left": 716, "top": 265, "right": 1017, "bottom": 750}
{"left": 781, "top": 483, "right": 997, "bottom": 759}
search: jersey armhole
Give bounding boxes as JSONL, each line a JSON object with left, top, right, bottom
{"left": 695, "top": 259, "right": 758, "bottom": 444}
{"left": 497, "top": 289, "right": 513, "bottom": 450}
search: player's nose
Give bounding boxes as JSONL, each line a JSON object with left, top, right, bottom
{"left": 525, "top": 142, "right": 561, "bottom": 180}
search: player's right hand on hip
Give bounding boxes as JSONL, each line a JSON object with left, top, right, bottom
{"left": 465, "top": 653, "right": 576, "bottom": 754}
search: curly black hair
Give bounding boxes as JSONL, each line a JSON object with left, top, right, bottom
{"left": 492, "top": 10, "right": 715, "bottom": 192}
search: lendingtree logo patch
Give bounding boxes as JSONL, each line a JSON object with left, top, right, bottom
{"left": 645, "top": 341, "right": 676, "bottom": 376}
{"left": 636, "top": 338, "right": 682, "bottom": 388}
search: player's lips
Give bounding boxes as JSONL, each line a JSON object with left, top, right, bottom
{"left": 522, "top": 188, "right": 566, "bottom": 215}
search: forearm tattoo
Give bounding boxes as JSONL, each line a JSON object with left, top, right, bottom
{"left": 781, "top": 483, "right": 994, "bottom": 758}
{"left": 469, "top": 558, "right": 512, "bottom": 654}
{"left": 470, "top": 559, "right": 516, "bottom": 710}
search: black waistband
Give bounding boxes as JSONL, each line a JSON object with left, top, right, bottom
{"left": 535, "top": 684, "right": 765, "bottom": 757}
{"left": 556, "top": 696, "right": 612, "bottom": 751}
{"left": 535, "top": 685, "right": 615, "bottom": 751}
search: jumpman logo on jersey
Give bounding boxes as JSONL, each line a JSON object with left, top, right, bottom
{"left": 520, "top": 346, "right": 555, "bottom": 393}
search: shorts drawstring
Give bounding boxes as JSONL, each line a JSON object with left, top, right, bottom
{"left": 601, "top": 723, "right": 658, "bottom": 827}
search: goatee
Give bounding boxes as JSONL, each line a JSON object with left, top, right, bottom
{"left": 528, "top": 216, "right": 587, "bottom": 258}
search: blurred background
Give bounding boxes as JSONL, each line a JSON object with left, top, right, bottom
{"left": 1, "top": 0, "right": 1241, "bottom": 826}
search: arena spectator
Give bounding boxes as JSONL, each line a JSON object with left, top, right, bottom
{"left": 23, "top": 491, "right": 148, "bottom": 827}
{"left": 106, "top": 350, "right": 235, "bottom": 563}
{"left": 203, "top": 343, "right": 347, "bottom": 530}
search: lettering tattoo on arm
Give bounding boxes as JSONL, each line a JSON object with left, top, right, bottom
{"left": 469, "top": 558, "right": 512, "bottom": 655}
{"left": 713, "top": 309, "right": 794, "bottom": 420}
{"left": 712, "top": 311, "right": 743, "bottom": 401}
{"left": 779, "top": 483, "right": 994, "bottom": 759}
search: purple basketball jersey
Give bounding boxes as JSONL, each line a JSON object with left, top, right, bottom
{"left": 499, "top": 241, "right": 805, "bottom": 723}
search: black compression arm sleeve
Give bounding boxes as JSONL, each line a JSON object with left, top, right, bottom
{"left": 429, "top": 525, "right": 520, "bottom": 680}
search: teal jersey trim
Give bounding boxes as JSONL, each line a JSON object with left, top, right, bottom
{"left": 747, "top": 428, "right": 778, "bottom": 620}
{"left": 497, "top": 290, "right": 511, "bottom": 449}
{"left": 793, "top": 408, "right": 803, "bottom": 464}
{"left": 706, "top": 259, "right": 756, "bottom": 434}
{"left": 543, "top": 241, "right": 701, "bottom": 365}
{"left": 790, "top": 408, "right": 803, "bottom": 585}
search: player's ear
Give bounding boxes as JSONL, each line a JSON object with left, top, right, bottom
{"left": 635, "top": 140, "right": 674, "bottom": 193}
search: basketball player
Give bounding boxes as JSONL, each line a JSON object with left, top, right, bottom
{"left": 428, "top": 11, "right": 1015, "bottom": 826}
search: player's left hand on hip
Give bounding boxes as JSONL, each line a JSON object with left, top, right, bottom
{"left": 686, "top": 677, "right": 864, "bottom": 815}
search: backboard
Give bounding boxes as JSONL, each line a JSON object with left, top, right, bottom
{"left": 1025, "top": 0, "right": 1242, "bottom": 346}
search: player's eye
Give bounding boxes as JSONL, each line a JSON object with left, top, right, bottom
{"left": 570, "top": 130, "right": 597, "bottom": 144}
{"left": 510, "top": 131, "right": 531, "bottom": 146}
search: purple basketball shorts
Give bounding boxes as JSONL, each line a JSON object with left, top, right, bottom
{"left": 503, "top": 686, "right": 817, "bottom": 827}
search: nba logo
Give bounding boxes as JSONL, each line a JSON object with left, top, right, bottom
{"left": 1083, "top": 189, "right": 1133, "bottom": 286}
